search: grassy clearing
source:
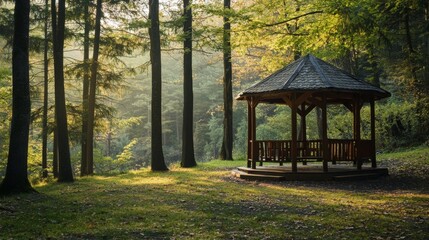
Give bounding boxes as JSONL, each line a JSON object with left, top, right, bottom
{"left": 1, "top": 148, "right": 428, "bottom": 239}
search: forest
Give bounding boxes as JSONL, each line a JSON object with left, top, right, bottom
{"left": 0, "top": 0, "right": 428, "bottom": 238}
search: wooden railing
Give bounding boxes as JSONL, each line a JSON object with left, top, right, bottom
{"left": 328, "top": 139, "right": 355, "bottom": 161}
{"left": 255, "top": 140, "right": 291, "bottom": 162}
{"left": 251, "top": 139, "right": 373, "bottom": 163}
{"left": 298, "top": 140, "right": 322, "bottom": 159}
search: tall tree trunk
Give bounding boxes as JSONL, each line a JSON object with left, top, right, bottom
{"left": 423, "top": 0, "right": 429, "bottom": 93}
{"left": 425, "top": 0, "right": 429, "bottom": 90}
{"left": 52, "top": 0, "right": 74, "bottom": 182}
{"left": 81, "top": 0, "right": 91, "bottom": 176}
{"left": 220, "top": 0, "right": 233, "bottom": 160}
{"left": 149, "top": 0, "right": 168, "bottom": 171}
{"left": 368, "top": 47, "right": 381, "bottom": 87}
{"left": 42, "top": 0, "right": 49, "bottom": 179}
{"left": 181, "top": 0, "right": 196, "bottom": 168}
{"left": 87, "top": 0, "right": 102, "bottom": 175}
{"left": 404, "top": 8, "right": 418, "bottom": 84}
{"left": 0, "top": 0, "right": 34, "bottom": 195}
{"left": 53, "top": 126, "right": 58, "bottom": 178}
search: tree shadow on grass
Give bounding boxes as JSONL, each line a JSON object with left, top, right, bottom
{"left": 61, "top": 230, "right": 171, "bottom": 240}
{"left": 2, "top": 167, "right": 428, "bottom": 240}
{"left": 227, "top": 174, "right": 429, "bottom": 194}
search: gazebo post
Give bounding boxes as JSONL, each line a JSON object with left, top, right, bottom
{"left": 370, "top": 99, "right": 377, "bottom": 168}
{"left": 247, "top": 100, "right": 252, "bottom": 168}
{"left": 321, "top": 95, "right": 329, "bottom": 172}
{"left": 300, "top": 103, "right": 307, "bottom": 165}
{"left": 291, "top": 98, "right": 298, "bottom": 173}
{"left": 249, "top": 97, "right": 258, "bottom": 169}
{"left": 354, "top": 96, "right": 362, "bottom": 170}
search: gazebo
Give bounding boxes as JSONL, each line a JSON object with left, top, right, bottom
{"left": 234, "top": 54, "right": 390, "bottom": 180}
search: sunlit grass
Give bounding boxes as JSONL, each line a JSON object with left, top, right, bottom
{"left": 0, "top": 148, "right": 428, "bottom": 239}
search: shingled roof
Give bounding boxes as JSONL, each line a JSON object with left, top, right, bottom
{"left": 237, "top": 54, "right": 390, "bottom": 100}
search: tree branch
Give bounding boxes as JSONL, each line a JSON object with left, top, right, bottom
{"left": 261, "top": 10, "right": 324, "bottom": 28}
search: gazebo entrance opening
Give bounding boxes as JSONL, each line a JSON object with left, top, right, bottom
{"left": 237, "top": 54, "right": 390, "bottom": 174}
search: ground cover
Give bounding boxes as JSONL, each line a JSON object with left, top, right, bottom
{"left": 0, "top": 147, "right": 428, "bottom": 239}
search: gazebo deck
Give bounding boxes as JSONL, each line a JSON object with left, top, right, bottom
{"left": 232, "top": 164, "right": 388, "bottom": 181}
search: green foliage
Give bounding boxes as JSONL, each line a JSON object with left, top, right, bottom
{"left": 0, "top": 5, "right": 14, "bottom": 44}
{"left": 2, "top": 0, "right": 429, "bottom": 182}
{"left": 0, "top": 66, "right": 11, "bottom": 178}
{"left": 375, "top": 101, "right": 429, "bottom": 149}
{"left": 116, "top": 138, "right": 138, "bottom": 169}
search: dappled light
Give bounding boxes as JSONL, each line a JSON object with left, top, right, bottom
{"left": 1, "top": 155, "right": 428, "bottom": 238}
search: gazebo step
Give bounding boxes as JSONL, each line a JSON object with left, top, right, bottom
{"left": 333, "top": 172, "right": 387, "bottom": 181}
{"left": 237, "top": 167, "right": 289, "bottom": 176}
{"left": 232, "top": 166, "right": 389, "bottom": 181}
{"left": 231, "top": 170, "right": 285, "bottom": 181}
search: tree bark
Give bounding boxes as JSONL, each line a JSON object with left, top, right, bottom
{"left": 53, "top": 126, "right": 58, "bottom": 178}
{"left": 52, "top": 0, "right": 74, "bottom": 182}
{"left": 425, "top": 0, "right": 429, "bottom": 89}
{"left": 181, "top": 0, "right": 197, "bottom": 168}
{"left": 404, "top": 7, "right": 419, "bottom": 84}
{"left": 149, "top": 0, "right": 168, "bottom": 171}
{"left": 426, "top": 2, "right": 429, "bottom": 61}
{"left": 220, "top": 0, "right": 233, "bottom": 160}
{"left": 0, "top": 0, "right": 35, "bottom": 195}
{"left": 86, "top": 0, "right": 102, "bottom": 175}
{"left": 81, "top": 0, "right": 91, "bottom": 176}
{"left": 42, "top": 0, "right": 49, "bottom": 179}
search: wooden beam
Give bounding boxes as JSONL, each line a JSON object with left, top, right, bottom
{"left": 370, "top": 99, "right": 376, "bottom": 168}
{"left": 343, "top": 103, "right": 353, "bottom": 112}
{"left": 297, "top": 106, "right": 303, "bottom": 117}
{"left": 251, "top": 98, "right": 257, "bottom": 169}
{"left": 247, "top": 100, "right": 251, "bottom": 167}
{"left": 300, "top": 103, "right": 307, "bottom": 165}
{"left": 251, "top": 97, "right": 260, "bottom": 108}
{"left": 291, "top": 103, "right": 298, "bottom": 173}
{"left": 322, "top": 95, "right": 329, "bottom": 172}
{"left": 297, "top": 103, "right": 315, "bottom": 117}
{"left": 294, "top": 92, "right": 312, "bottom": 107}
{"left": 308, "top": 97, "right": 323, "bottom": 107}
{"left": 354, "top": 96, "right": 362, "bottom": 170}
{"left": 282, "top": 96, "right": 292, "bottom": 106}
{"left": 303, "top": 104, "right": 316, "bottom": 116}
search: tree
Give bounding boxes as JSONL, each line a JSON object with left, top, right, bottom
{"left": 0, "top": 0, "right": 35, "bottom": 195}
{"left": 41, "top": 0, "right": 49, "bottom": 178}
{"left": 81, "top": 0, "right": 91, "bottom": 176}
{"left": 149, "top": 0, "right": 168, "bottom": 171}
{"left": 51, "top": 0, "right": 74, "bottom": 182}
{"left": 220, "top": 0, "right": 233, "bottom": 160}
{"left": 181, "top": 0, "right": 197, "bottom": 167}
{"left": 86, "top": 0, "right": 103, "bottom": 175}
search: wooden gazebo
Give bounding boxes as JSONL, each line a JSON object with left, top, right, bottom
{"left": 235, "top": 54, "right": 390, "bottom": 179}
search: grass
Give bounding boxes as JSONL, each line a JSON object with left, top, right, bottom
{"left": 1, "top": 147, "right": 428, "bottom": 239}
